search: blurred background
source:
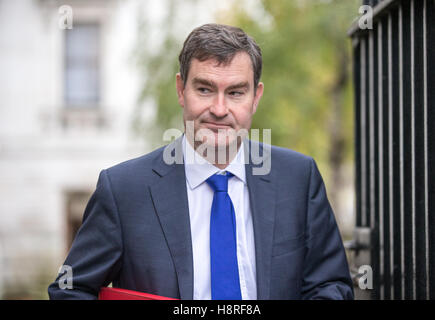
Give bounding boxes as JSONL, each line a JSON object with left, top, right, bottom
{"left": 0, "top": 0, "right": 361, "bottom": 299}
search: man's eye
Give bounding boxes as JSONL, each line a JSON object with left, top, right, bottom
{"left": 198, "top": 88, "right": 211, "bottom": 94}
{"left": 229, "top": 91, "right": 243, "bottom": 97}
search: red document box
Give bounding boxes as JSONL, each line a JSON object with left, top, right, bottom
{"left": 98, "top": 287, "right": 178, "bottom": 300}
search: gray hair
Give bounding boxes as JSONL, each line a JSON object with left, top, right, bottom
{"left": 178, "top": 23, "right": 262, "bottom": 89}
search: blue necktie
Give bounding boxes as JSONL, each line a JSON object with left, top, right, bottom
{"left": 206, "top": 172, "right": 242, "bottom": 300}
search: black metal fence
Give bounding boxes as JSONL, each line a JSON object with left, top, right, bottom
{"left": 348, "top": 0, "right": 435, "bottom": 299}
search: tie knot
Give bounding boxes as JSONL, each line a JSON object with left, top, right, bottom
{"left": 206, "top": 172, "right": 233, "bottom": 192}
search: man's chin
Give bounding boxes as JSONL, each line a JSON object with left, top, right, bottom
{"left": 207, "top": 133, "right": 239, "bottom": 149}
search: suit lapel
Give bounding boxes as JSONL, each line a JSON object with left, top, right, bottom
{"left": 244, "top": 140, "right": 276, "bottom": 300}
{"left": 149, "top": 138, "right": 194, "bottom": 300}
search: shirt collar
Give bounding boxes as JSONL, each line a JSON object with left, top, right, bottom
{"left": 182, "top": 134, "right": 246, "bottom": 190}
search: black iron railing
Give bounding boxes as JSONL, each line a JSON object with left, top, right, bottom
{"left": 348, "top": 0, "right": 435, "bottom": 299}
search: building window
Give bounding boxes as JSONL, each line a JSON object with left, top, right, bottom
{"left": 64, "top": 23, "right": 100, "bottom": 107}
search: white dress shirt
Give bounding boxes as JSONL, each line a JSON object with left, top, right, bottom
{"left": 182, "top": 135, "right": 257, "bottom": 300}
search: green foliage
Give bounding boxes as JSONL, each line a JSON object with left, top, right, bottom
{"left": 224, "top": 0, "right": 359, "bottom": 168}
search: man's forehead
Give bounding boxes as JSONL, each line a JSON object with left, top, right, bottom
{"left": 187, "top": 52, "right": 254, "bottom": 83}
{"left": 191, "top": 51, "right": 252, "bottom": 69}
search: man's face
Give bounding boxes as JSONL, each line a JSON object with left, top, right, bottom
{"left": 176, "top": 51, "right": 264, "bottom": 149}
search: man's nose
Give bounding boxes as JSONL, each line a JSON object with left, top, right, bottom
{"left": 209, "top": 94, "right": 228, "bottom": 118}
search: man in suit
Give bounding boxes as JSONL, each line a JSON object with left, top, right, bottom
{"left": 48, "top": 23, "right": 354, "bottom": 300}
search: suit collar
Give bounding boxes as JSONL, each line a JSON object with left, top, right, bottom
{"left": 182, "top": 134, "right": 247, "bottom": 189}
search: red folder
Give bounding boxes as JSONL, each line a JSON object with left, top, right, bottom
{"left": 98, "top": 287, "right": 178, "bottom": 300}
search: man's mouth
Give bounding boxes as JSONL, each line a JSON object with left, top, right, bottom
{"left": 202, "top": 122, "right": 232, "bottom": 130}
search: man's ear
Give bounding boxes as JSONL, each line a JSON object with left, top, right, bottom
{"left": 176, "top": 73, "right": 185, "bottom": 108}
{"left": 253, "top": 82, "right": 264, "bottom": 114}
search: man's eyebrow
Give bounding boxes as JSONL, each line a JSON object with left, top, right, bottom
{"left": 226, "top": 81, "right": 250, "bottom": 91}
{"left": 191, "top": 78, "right": 250, "bottom": 91}
{"left": 191, "top": 77, "right": 217, "bottom": 89}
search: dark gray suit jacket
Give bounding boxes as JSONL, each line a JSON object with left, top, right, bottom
{"left": 48, "top": 138, "right": 354, "bottom": 299}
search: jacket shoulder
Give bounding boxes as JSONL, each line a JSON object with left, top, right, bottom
{"left": 266, "top": 144, "right": 314, "bottom": 173}
{"left": 102, "top": 145, "right": 166, "bottom": 181}
{"left": 270, "top": 144, "right": 313, "bottom": 163}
